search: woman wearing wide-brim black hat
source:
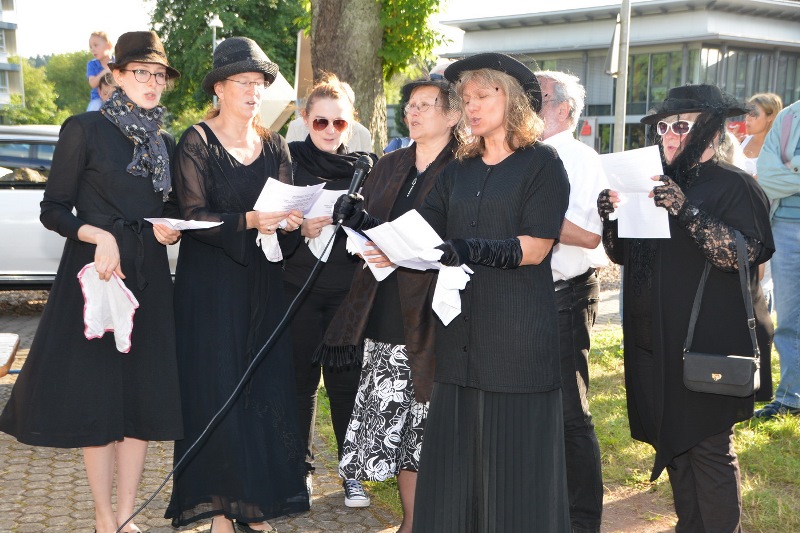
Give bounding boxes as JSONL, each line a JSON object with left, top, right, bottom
{"left": 0, "top": 30, "right": 184, "bottom": 533}
{"left": 405, "top": 51, "right": 572, "bottom": 532}
{"left": 164, "top": 36, "right": 308, "bottom": 533}
{"left": 598, "top": 84, "right": 774, "bottom": 531}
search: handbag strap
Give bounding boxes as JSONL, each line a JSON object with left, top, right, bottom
{"left": 683, "top": 230, "right": 760, "bottom": 359}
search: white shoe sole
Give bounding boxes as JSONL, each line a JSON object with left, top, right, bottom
{"left": 344, "top": 497, "right": 371, "bottom": 508}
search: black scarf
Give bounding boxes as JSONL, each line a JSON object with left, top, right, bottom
{"left": 101, "top": 89, "right": 171, "bottom": 201}
{"left": 289, "top": 135, "right": 375, "bottom": 181}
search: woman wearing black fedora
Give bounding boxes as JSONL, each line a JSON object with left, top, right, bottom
{"left": 411, "top": 52, "right": 571, "bottom": 531}
{"left": 164, "top": 37, "right": 308, "bottom": 533}
{"left": 598, "top": 84, "right": 774, "bottom": 531}
{"left": 0, "top": 31, "right": 183, "bottom": 533}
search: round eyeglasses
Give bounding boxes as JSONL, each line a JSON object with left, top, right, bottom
{"left": 656, "top": 119, "right": 695, "bottom": 136}
{"left": 404, "top": 102, "right": 440, "bottom": 114}
{"left": 312, "top": 118, "right": 349, "bottom": 132}
{"left": 120, "top": 69, "right": 169, "bottom": 86}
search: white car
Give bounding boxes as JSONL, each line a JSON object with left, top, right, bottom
{"left": 0, "top": 125, "right": 179, "bottom": 288}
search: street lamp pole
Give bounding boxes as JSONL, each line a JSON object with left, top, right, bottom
{"left": 209, "top": 14, "right": 223, "bottom": 106}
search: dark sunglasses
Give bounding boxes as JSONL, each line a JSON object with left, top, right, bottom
{"left": 312, "top": 118, "right": 348, "bottom": 132}
{"left": 656, "top": 119, "right": 695, "bottom": 136}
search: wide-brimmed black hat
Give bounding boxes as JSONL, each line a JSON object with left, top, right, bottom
{"left": 443, "top": 52, "right": 541, "bottom": 112}
{"left": 202, "top": 37, "right": 278, "bottom": 95}
{"left": 108, "top": 31, "right": 180, "bottom": 79}
{"left": 641, "top": 84, "right": 748, "bottom": 125}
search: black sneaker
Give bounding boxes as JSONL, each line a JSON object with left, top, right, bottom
{"left": 754, "top": 401, "right": 800, "bottom": 419}
{"left": 343, "top": 479, "right": 370, "bottom": 508}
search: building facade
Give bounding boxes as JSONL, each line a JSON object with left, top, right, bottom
{"left": 441, "top": 0, "right": 800, "bottom": 152}
{"left": 0, "top": 0, "right": 22, "bottom": 108}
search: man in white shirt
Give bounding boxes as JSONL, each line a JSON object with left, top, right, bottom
{"left": 536, "top": 70, "right": 609, "bottom": 533}
{"left": 286, "top": 80, "right": 374, "bottom": 152}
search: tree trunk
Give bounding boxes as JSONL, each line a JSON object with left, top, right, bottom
{"left": 310, "top": 0, "right": 387, "bottom": 152}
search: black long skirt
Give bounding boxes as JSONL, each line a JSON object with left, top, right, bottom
{"left": 413, "top": 383, "right": 570, "bottom": 533}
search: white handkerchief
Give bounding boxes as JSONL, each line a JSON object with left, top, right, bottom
{"left": 306, "top": 224, "right": 336, "bottom": 262}
{"left": 77, "top": 263, "right": 140, "bottom": 353}
{"left": 256, "top": 232, "right": 283, "bottom": 262}
{"left": 432, "top": 266, "right": 471, "bottom": 326}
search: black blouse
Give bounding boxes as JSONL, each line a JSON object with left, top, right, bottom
{"left": 420, "top": 143, "right": 570, "bottom": 393}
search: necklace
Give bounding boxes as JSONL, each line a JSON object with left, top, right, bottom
{"left": 407, "top": 162, "right": 432, "bottom": 197}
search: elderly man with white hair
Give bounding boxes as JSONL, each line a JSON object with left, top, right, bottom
{"left": 535, "top": 69, "right": 609, "bottom": 533}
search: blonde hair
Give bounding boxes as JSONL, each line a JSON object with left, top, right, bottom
{"left": 204, "top": 106, "right": 270, "bottom": 139}
{"left": 90, "top": 31, "right": 113, "bottom": 48}
{"left": 453, "top": 68, "right": 543, "bottom": 160}
{"left": 748, "top": 93, "right": 783, "bottom": 119}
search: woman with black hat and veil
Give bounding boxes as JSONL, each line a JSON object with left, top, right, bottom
{"left": 164, "top": 37, "right": 308, "bottom": 533}
{"left": 0, "top": 31, "right": 183, "bottom": 533}
{"left": 598, "top": 84, "right": 774, "bottom": 531}
{"left": 337, "top": 52, "right": 573, "bottom": 531}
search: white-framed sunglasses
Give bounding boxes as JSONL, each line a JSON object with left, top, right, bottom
{"left": 656, "top": 119, "right": 695, "bottom": 136}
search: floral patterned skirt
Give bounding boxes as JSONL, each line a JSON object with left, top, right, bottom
{"left": 338, "top": 338, "right": 429, "bottom": 481}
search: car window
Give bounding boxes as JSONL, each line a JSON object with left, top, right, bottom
{"left": 0, "top": 140, "right": 53, "bottom": 187}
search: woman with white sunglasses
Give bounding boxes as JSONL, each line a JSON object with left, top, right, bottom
{"left": 597, "top": 85, "right": 774, "bottom": 532}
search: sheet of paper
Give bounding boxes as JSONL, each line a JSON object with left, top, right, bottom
{"left": 363, "top": 210, "right": 445, "bottom": 271}
{"left": 600, "top": 146, "right": 670, "bottom": 239}
{"left": 342, "top": 226, "right": 396, "bottom": 281}
{"left": 144, "top": 218, "right": 223, "bottom": 230}
{"left": 304, "top": 188, "right": 343, "bottom": 218}
{"left": 253, "top": 178, "right": 325, "bottom": 212}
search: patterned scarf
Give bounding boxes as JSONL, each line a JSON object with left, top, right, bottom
{"left": 101, "top": 89, "right": 171, "bottom": 201}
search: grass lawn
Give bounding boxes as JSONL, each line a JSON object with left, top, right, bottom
{"left": 316, "top": 326, "right": 800, "bottom": 532}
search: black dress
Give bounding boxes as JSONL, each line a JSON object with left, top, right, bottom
{"left": 165, "top": 124, "right": 309, "bottom": 526}
{"left": 414, "top": 144, "right": 571, "bottom": 533}
{"left": 0, "top": 112, "right": 183, "bottom": 447}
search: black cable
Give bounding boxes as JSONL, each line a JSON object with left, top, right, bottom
{"left": 117, "top": 225, "right": 341, "bottom": 532}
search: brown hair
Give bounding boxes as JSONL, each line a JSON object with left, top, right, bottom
{"left": 303, "top": 72, "right": 356, "bottom": 119}
{"left": 453, "top": 68, "right": 543, "bottom": 160}
{"left": 204, "top": 106, "right": 270, "bottom": 139}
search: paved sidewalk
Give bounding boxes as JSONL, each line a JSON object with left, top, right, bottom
{"left": 0, "top": 289, "right": 622, "bottom": 531}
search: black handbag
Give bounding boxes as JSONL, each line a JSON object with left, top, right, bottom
{"left": 683, "top": 231, "right": 761, "bottom": 397}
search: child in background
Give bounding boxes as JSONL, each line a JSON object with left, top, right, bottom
{"left": 86, "top": 31, "right": 113, "bottom": 111}
{"left": 97, "top": 76, "right": 114, "bottom": 103}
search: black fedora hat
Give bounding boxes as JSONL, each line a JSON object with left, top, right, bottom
{"left": 108, "top": 31, "right": 180, "bottom": 79}
{"left": 401, "top": 78, "right": 453, "bottom": 106}
{"left": 202, "top": 37, "right": 279, "bottom": 95}
{"left": 443, "top": 52, "right": 542, "bottom": 112}
{"left": 641, "top": 84, "right": 748, "bottom": 125}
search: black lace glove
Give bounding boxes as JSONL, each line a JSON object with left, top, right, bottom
{"left": 597, "top": 189, "right": 615, "bottom": 221}
{"left": 652, "top": 175, "right": 687, "bottom": 216}
{"left": 436, "top": 238, "right": 523, "bottom": 269}
{"left": 332, "top": 194, "right": 383, "bottom": 230}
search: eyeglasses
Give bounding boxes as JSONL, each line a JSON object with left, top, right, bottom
{"left": 312, "top": 118, "right": 349, "bottom": 132}
{"left": 121, "top": 69, "right": 168, "bottom": 85}
{"left": 656, "top": 119, "right": 695, "bottom": 136}
{"left": 404, "top": 102, "right": 440, "bottom": 114}
{"left": 224, "top": 78, "right": 269, "bottom": 90}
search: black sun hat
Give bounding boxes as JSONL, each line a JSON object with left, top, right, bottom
{"left": 640, "top": 84, "right": 749, "bottom": 125}
{"left": 443, "top": 52, "right": 542, "bottom": 112}
{"left": 202, "top": 37, "right": 279, "bottom": 95}
{"left": 108, "top": 31, "right": 180, "bottom": 79}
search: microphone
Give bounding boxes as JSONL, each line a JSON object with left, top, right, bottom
{"left": 346, "top": 155, "right": 374, "bottom": 197}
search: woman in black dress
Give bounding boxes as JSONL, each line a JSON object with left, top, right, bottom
{"left": 284, "top": 73, "right": 376, "bottom": 507}
{"left": 0, "top": 31, "right": 183, "bottom": 533}
{"left": 164, "top": 37, "right": 308, "bottom": 533}
{"left": 598, "top": 84, "right": 774, "bottom": 531}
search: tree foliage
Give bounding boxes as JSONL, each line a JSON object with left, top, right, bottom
{"left": 45, "top": 51, "right": 94, "bottom": 117}
{"left": 0, "top": 58, "right": 69, "bottom": 125}
{"left": 152, "top": 0, "right": 304, "bottom": 134}
{"left": 378, "top": 0, "right": 444, "bottom": 80}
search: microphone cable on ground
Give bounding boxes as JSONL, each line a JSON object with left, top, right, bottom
{"left": 117, "top": 224, "right": 343, "bottom": 532}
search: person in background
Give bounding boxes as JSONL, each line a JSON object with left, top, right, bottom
{"left": 325, "top": 76, "right": 460, "bottom": 531}
{"left": 599, "top": 84, "right": 774, "bottom": 531}
{"left": 755, "top": 97, "right": 800, "bottom": 419}
{"left": 86, "top": 31, "right": 113, "bottom": 111}
{"left": 283, "top": 72, "right": 376, "bottom": 508}
{"left": 742, "top": 93, "right": 783, "bottom": 178}
{"left": 164, "top": 37, "right": 308, "bottom": 533}
{"left": 98, "top": 75, "right": 115, "bottom": 103}
{"left": 0, "top": 31, "right": 183, "bottom": 533}
{"left": 286, "top": 80, "right": 373, "bottom": 152}
{"left": 535, "top": 70, "right": 608, "bottom": 533}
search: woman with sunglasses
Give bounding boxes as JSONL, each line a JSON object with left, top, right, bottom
{"left": 0, "top": 32, "right": 183, "bottom": 533}
{"left": 598, "top": 84, "right": 774, "bottom": 531}
{"left": 165, "top": 37, "right": 308, "bottom": 533}
{"left": 282, "top": 73, "right": 376, "bottom": 508}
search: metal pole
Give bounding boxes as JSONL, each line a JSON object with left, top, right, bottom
{"left": 613, "top": 0, "right": 631, "bottom": 152}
